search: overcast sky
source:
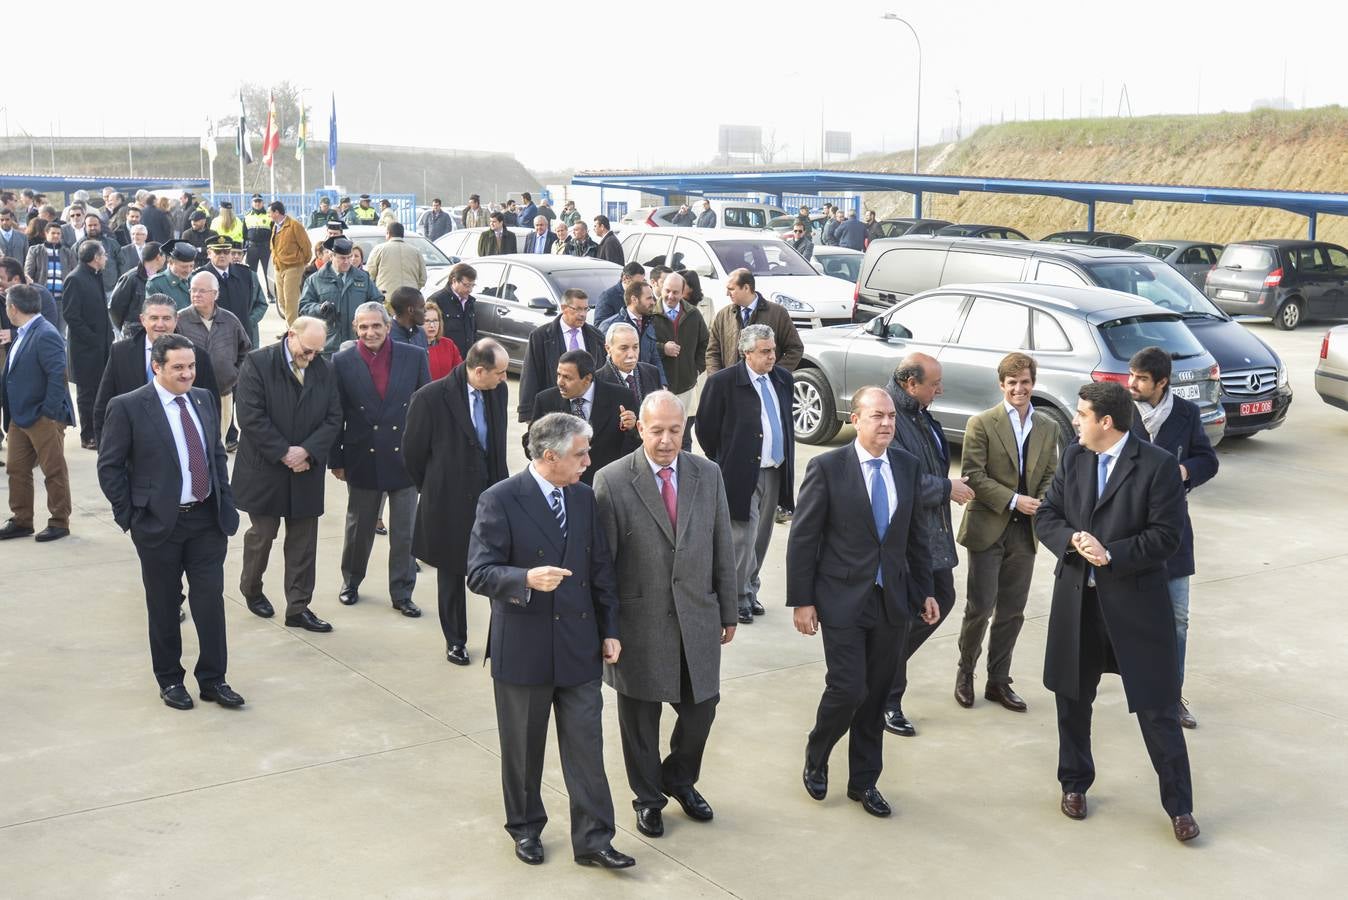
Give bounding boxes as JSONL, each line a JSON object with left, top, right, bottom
{"left": 4, "top": 1, "right": 1346, "bottom": 173}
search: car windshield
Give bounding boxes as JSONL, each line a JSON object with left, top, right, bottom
{"left": 1083, "top": 261, "right": 1225, "bottom": 318}
{"left": 403, "top": 235, "right": 452, "bottom": 266}
{"left": 818, "top": 255, "right": 862, "bottom": 282}
{"left": 1217, "top": 245, "right": 1275, "bottom": 271}
{"left": 1099, "top": 315, "right": 1206, "bottom": 361}
{"left": 708, "top": 240, "right": 816, "bottom": 276}
{"left": 551, "top": 268, "right": 625, "bottom": 303}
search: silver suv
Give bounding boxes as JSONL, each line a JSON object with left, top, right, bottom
{"left": 792, "top": 282, "right": 1225, "bottom": 446}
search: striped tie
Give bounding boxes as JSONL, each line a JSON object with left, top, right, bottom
{"left": 550, "top": 488, "right": 567, "bottom": 538}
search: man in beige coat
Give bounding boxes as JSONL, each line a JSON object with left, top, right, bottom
{"left": 366, "top": 222, "right": 427, "bottom": 295}
{"left": 704, "top": 268, "right": 803, "bottom": 374}
{"left": 268, "top": 201, "right": 312, "bottom": 326}
{"left": 954, "top": 351, "right": 1059, "bottom": 712}
{"left": 594, "top": 391, "right": 739, "bottom": 840}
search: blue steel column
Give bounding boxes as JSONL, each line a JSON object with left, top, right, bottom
{"left": 913, "top": 190, "right": 922, "bottom": 218}
{"left": 1308, "top": 212, "right": 1318, "bottom": 239}
{"left": 1086, "top": 200, "right": 1096, "bottom": 233}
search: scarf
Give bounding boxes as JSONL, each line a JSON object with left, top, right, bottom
{"left": 1136, "top": 390, "right": 1175, "bottom": 440}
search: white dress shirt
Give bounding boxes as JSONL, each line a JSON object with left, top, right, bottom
{"left": 854, "top": 440, "right": 897, "bottom": 522}
{"left": 645, "top": 451, "right": 679, "bottom": 493}
{"left": 153, "top": 380, "right": 210, "bottom": 504}
{"left": 745, "top": 362, "right": 782, "bottom": 468}
{"left": 1005, "top": 399, "right": 1035, "bottom": 510}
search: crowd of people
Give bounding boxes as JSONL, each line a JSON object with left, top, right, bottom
{"left": 0, "top": 183, "right": 1215, "bottom": 870}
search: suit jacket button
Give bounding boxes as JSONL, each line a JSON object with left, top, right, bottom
{"left": 373, "top": 425, "right": 378, "bottom": 430}
{"left": 554, "top": 614, "right": 560, "bottom": 620}
{"left": 392, "top": 425, "right": 398, "bottom": 431}
{"left": 581, "top": 580, "right": 587, "bottom": 586}
{"left": 394, "top": 447, "right": 399, "bottom": 452}
{"left": 581, "top": 612, "right": 587, "bottom": 619}
{"left": 537, "top": 549, "right": 544, "bottom": 557}
{"left": 369, "top": 448, "right": 375, "bottom": 453}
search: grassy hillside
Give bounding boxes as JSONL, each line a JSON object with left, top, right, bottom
{"left": 858, "top": 106, "right": 1348, "bottom": 245}
{"left": 0, "top": 139, "right": 539, "bottom": 204}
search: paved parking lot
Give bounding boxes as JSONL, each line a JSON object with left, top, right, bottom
{"left": 1, "top": 310, "right": 1345, "bottom": 897}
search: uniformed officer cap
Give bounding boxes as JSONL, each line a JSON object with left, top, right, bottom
{"left": 251, "top": 193, "right": 264, "bottom": 201}
{"left": 163, "top": 239, "right": 198, "bottom": 262}
{"left": 206, "top": 237, "right": 233, "bottom": 252}
{"left": 229, "top": 238, "right": 243, "bottom": 249}
{"left": 325, "top": 217, "right": 347, "bottom": 231}
{"left": 339, "top": 196, "right": 351, "bottom": 204}
{"left": 359, "top": 193, "right": 370, "bottom": 200}
{"left": 323, "top": 236, "right": 353, "bottom": 255}
{"left": 190, "top": 210, "right": 207, "bottom": 221}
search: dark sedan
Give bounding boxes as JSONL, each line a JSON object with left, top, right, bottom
{"left": 1042, "top": 231, "right": 1138, "bottom": 249}
{"left": 1129, "top": 239, "right": 1225, "bottom": 290}
{"left": 934, "top": 223, "right": 1029, "bottom": 240}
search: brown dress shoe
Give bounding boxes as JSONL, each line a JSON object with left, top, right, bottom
{"left": 1178, "top": 699, "right": 1197, "bottom": 729}
{"left": 1061, "top": 792, "right": 1087, "bottom": 820}
{"left": 1172, "top": 813, "right": 1200, "bottom": 842}
{"left": 954, "top": 671, "right": 975, "bottom": 708}
{"left": 984, "top": 682, "right": 1028, "bottom": 712}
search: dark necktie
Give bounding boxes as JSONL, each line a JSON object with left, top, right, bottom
{"left": 625, "top": 373, "right": 640, "bottom": 404}
{"left": 658, "top": 467, "right": 676, "bottom": 528}
{"left": 472, "top": 389, "right": 488, "bottom": 449}
{"left": 550, "top": 488, "right": 567, "bottom": 538}
{"left": 740, "top": 307, "right": 751, "bottom": 328}
{"left": 869, "top": 458, "right": 888, "bottom": 585}
{"left": 173, "top": 396, "right": 209, "bottom": 501}
{"left": 571, "top": 397, "right": 587, "bottom": 420}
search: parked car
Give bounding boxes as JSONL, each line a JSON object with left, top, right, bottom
{"left": 300, "top": 224, "right": 455, "bottom": 289}
{"left": 1315, "top": 325, "right": 1348, "bottom": 411}
{"left": 617, "top": 226, "right": 855, "bottom": 328}
{"left": 423, "top": 254, "right": 622, "bottom": 369}
{"left": 1205, "top": 239, "right": 1348, "bottom": 330}
{"left": 618, "top": 206, "right": 685, "bottom": 229}
{"left": 707, "top": 201, "right": 788, "bottom": 231}
{"left": 1128, "top": 239, "right": 1225, "bottom": 290}
{"left": 791, "top": 283, "right": 1224, "bottom": 449}
{"left": 934, "top": 223, "right": 1029, "bottom": 240}
{"left": 855, "top": 236, "right": 1288, "bottom": 437}
{"left": 869, "top": 217, "right": 951, "bottom": 239}
{"left": 769, "top": 212, "right": 829, "bottom": 239}
{"left": 809, "top": 246, "right": 863, "bottom": 283}
{"left": 1042, "top": 231, "right": 1138, "bottom": 249}
{"left": 434, "top": 226, "right": 533, "bottom": 262}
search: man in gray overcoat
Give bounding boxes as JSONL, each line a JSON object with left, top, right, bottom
{"left": 593, "top": 390, "right": 739, "bottom": 839}
{"left": 231, "top": 316, "right": 343, "bottom": 631}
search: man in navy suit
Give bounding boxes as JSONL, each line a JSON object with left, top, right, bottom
{"left": 467, "top": 412, "right": 633, "bottom": 870}
{"left": 696, "top": 323, "right": 795, "bottom": 624}
{"left": 787, "top": 387, "right": 937, "bottom": 818}
{"left": 0, "top": 285, "right": 74, "bottom": 541}
{"left": 97, "top": 334, "right": 244, "bottom": 710}
{"left": 1128, "top": 346, "right": 1218, "bottom": 730}
{"left": 523, "top": 216, "right": 557, "bottom": 254}
{"left": 330, "top": 301, "right": 431, "bottom": 615}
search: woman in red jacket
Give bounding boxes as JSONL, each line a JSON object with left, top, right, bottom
{"left": 423, "top": 300, "right": 463, "bottom": 380}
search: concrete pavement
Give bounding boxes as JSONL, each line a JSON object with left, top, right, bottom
{"left": 1, "top": 313, "right": 1345, "bottom": 897}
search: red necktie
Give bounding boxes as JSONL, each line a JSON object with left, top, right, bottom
{"left": 173, "top": 396, "right": 209, "bottom": 501}
{"left": 657, "top": 467, "right": 676, "bottom": 529}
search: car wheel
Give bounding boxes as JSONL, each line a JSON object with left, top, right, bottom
{"left": 1274, "top": 297, "right": 1303, "bottom": 330}
{"left": 792, "top": 368, "right": 841, "bottom": 445}
{"left": 1038, "top": 402, "right": 1075, "bottom": 455}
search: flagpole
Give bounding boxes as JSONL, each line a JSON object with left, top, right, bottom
{"left": 238, "top": 87, "right": 245, "bottom": 205}
{"left": 298, "top": 100, "right": 307, "bottom": 203}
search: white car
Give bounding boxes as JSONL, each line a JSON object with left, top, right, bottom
{"left": 618, "top": 226, "right": 856, "bottom": 327}
{"left": 808, "top": 245, "right": 864, "bottom": 284}
{"left": 434, "top": 226, "right": 533, "bottom": 262}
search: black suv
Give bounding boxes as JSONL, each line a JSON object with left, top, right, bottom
{"left": 1205, "top": 239, "right": 1348, "bottom": 330}
{"left": 854, "top": 237, "right": 1292, "bottom": 438}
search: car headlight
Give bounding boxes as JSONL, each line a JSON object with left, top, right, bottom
{"left": 771, "top": 293, "right": 814, "bottom": 313}
{"left": 1277, "top": 363, "right": 1288, "bottom": 387}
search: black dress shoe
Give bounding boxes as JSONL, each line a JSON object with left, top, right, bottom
{"left": 954, "top": 671, "right": 975, "bottom": 708}
{"left": 374, "top": 520, "right": 388, "bottom": 536}
{"left": 446, "top": 644, "right": 470, "bottom": 666}
{"left": 245, "top": 594, "right": 275, "bottom": 618}
{"left": 200, "top": 682, "right": 245, "bottom": 708}
{"left": 514, "top": 837, "right": 544, "bottom": 865}
{"left": 636, "top": 807, "right": 664, "bottom": 837}
{"left": 34, "top": 526, "right": 69, "bottom": 542}
{"left": 803, "top": 762, "right": 828, "bottom": 801}
{"left": 338, "top": 584, "right": 359, "bottom": 605}
{"left": 285, "top": 609, "right": 333, "bottom": 633}
{"left": 178, "top": 607, "right": 187, "bottom": 623}
{"left": 575, "top": 846, "right": 635, "bottom": 869}
{"left": 846, "top": 786, "right": 892, "bottom": 818}
{"left": 737, "top": 609, "right": 753, "bottom": 624}
{"left": 984, "top": 682, "right": 1028, "bottom": 712}
{"left": 0, "top": 520, "right": 35, "bottom": 540}
{"left": 392, "top": 598, "right": 421, "bottom": 618}
{"left": 750, "top": 598, "right": 765, "bottom": 616}
{"left": 883, "top": 710, "right": 916, "bottom": 737}
{"left": 160, "top": 684, "right": 194, "bottom": 710}
{"left": 81, "top": 438, "right": 97, "bottom": 450}
{"left": 225, "top": 440, "right": 239, "bottom": 453}
{"left": 664, "top": 786, "right": 713, "bottom": 821}
{"left": 1178, "top": 699, "right": 1197, "bottom": 729}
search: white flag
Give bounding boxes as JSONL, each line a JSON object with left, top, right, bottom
{"left": 201, "top": 116, "right": 218, "bottom": 163}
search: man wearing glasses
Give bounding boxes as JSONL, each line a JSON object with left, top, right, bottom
{"left": 788, "top": 223, "right": 814, "bottom": 262}
{"left": 517, "top": 288, "right": 607, "bottom": 423}
{"left": 230, "top": 316, "right": 343, "bottom": 633}
{"left": 60, "top": 204, "right": 89, "bottom": 249}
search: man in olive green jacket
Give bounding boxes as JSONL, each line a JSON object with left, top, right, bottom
{"left": 954, "top": 352, "right": 1059, "bottom": 714}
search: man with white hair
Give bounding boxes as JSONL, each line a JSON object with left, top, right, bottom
{"left": 696, "top": 323, "right": 795, "bottom": 624}
{"left": 232, "top": 316, "right": 344, "bottom": 632}
{"left": 330, "top": 301, "right": 431, "bottom": 615}
{"left": 174, "top": 272, "right": 251, "bottom": 443}
{"left": 119, "top": 224, "right": 149, "bottom": 272}
{"left": 596, "top": 321, "right": 662, "bottom": 407}
{"left": 650, "top": 272, "right": 708, "bottom": 451}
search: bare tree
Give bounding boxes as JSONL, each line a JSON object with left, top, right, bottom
{"left": 759, "top": 129, "right": 787, "bottom": 165}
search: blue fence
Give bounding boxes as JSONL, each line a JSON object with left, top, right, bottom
{"left": 702, "top": 192, "right": 858, "bottom": 215}
{"left": 204, "top": 192, "right": 418, "bottom": 230}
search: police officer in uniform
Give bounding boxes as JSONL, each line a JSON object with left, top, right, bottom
{"left": 194, "top": 238, "right": 268, "bottom": 350}
{"left": 297, "top": 236, "right": 383, "bottom": 355}
{"left": 211, "top": 201, "right": 244, "bottom": 247}
{"left": 348, "top": 194, "right": 379, "bottom": 227}
{"left": 145, "top": 240, "right": 199, "bottom": 311}
{"left": 243, "top": 194, "right": 272, "bottom": 275}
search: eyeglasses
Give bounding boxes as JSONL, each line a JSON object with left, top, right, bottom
{"left": 565, "top": 305, "right": 590, "bottom": 313}
{"left": 189, "top": 288, "right": 218, "bottom": 296}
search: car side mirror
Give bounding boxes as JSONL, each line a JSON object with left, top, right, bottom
{"left": 529, "top": 296, "right": 557, "bottom": 313}
{"left": 867, "top": 316, "right": 887, "bottom": 337}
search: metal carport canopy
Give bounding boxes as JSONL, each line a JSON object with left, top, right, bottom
{"left": 570, "top": 169, "right": 1348, "bottom": 225}
{"left": 0, "top": 173, "right": 209, "bottom": 193}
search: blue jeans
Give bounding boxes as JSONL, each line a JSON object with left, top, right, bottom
{"left": 1167, "top": 576, "right": 1190, "bottom": 684}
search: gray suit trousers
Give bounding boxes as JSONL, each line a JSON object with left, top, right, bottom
{"left": 240, "top": 513, "right": 319, "bottom": 617}
{"left": 340, "top": 484, "right": 417, "bottom": 602}
{"left": 493, "top": 678, "right": 617, "bottom": 855}
{"left": 731, "top": 464, "right": 781, "bottom": 611}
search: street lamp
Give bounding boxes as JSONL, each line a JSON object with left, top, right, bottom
{"left": 882, "top": 13, "right": 922, "bottom": 175}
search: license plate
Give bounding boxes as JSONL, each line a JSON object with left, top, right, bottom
{"left": 1173, "top": 384, "right": 1201, "bottom": 401}
{"left": 1240, "top": 400, "right": 1273, "bottom": 416}
{"left": 1216, "top": 289, "right": 1245, "bottom": 301}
